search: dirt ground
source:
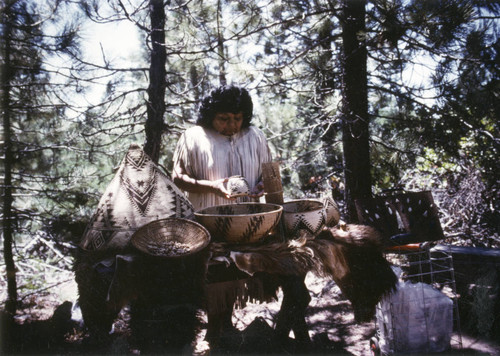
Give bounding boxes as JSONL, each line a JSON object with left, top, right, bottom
{"left": 3, "top": 271, "right": 500, "bottom": 355}
{"left": 226, "top": 274, "right": 500, "bottom": 356}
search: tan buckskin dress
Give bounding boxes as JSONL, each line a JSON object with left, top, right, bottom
{"left": 173, "top": 125, "right": 272, "bottom": 211}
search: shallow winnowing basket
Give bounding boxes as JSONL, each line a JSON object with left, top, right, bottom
{"left": 131, "top": 218, "right": 211, "bottom": 258}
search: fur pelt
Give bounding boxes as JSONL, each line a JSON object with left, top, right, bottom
{"left": 222, "top": 224, "right": 397, "bottom": 322}
{"left": 226, "top": 238, "right": 317, "bottom": 277}
{"left": 73, "top": 250, "right": 124, "bottom": 340}
{"left": 313, "top": 225, "right": 398, "bottom": 322}
{"left": 74, "top": 247, "right": 210, "bottom": 350}
{"left": 127, "top": 250, "right": 209, "bottom": 353}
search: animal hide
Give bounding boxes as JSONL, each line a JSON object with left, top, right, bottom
{"left": 127, "top": 250, "right": 210, "bottom": 353}
{"left": 226, "top": 238, "right": 317, "bottom": 277}
{"left": 313, "top": 225, "right": 398, "bottom": 322}
{"left": 221, "top": 225, "right": 398, "bottom": 322}
{"left": 205, "top": 277, "right": 272, "bottom": 313}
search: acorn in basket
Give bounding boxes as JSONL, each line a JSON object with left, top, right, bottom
{"left": 226, "top": 175, "right": 251, "bottom": 198}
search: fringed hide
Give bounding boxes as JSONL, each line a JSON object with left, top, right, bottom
{"left": 205, "top": 239, "right": 315, "bottom": 314}
{"left": 128, "top": 250, "right": 210, "bottom": 353}
{"left": 218, "top": 224, "right": 398, "bottom": 322}
{"left": 218, "top": 239, "right": 317, "bottom": 277}
{"left": 205, "top": 277, "right": 272, "bottom": 313}
{"left": 312, "top": 225, "right": 398, "bottom": 322}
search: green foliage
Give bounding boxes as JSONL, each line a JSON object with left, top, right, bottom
{"left": 468, "top": 269, "right": 499, "bottom": 338}
{"left": 2, "top": 0, "right": 498, "bottom": 249}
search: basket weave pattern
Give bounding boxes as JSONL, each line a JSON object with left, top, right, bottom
{"left": 195, "top": 203, "right": 282, "bottom": 244}
{"left": 283, "top": 200, "right": 326, "bottom": 238}
{"left": 323, "top": 196, "right": 340, "bottom": 227}
{"left": 131, "top": 218, "right": 210, "bottom": 257}
{"left": 227, "top": 175, "right": 250, "bottom": 197}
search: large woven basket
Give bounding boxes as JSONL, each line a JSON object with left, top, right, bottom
{"left": 131, "top": 218, "right": 211, "bottom": 258}
{"left": 194, "top": 203, "right": 283, "bottom": 244}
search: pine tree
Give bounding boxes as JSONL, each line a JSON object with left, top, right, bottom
{"left": 1, "top": 0, "right": 80, "bottom": 313}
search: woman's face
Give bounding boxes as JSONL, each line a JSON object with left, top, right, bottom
{"left": 212, "top": 112, "right": 244, "bottom": 136}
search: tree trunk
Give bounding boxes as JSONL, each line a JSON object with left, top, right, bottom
{"left": 340, "top": 0, "right": 371, "bottom": 222}
{"left": 216, "top": 0, "right": 227, "bottom": 86}
{"left": 144, "top": 0, "right": 167, "bottom": 163}
{"left": 1, "top": 2, "right": 18, "bottom": 314}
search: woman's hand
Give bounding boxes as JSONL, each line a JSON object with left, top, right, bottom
{"left": 210, "top": 178, "right": 235, "bottom": 200}
{"left": 248, "top": 181, "right": 265, "bottom": 199}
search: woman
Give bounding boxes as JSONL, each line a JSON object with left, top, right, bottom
{"left": 172, "top": 85, "right": 273, "bottom": 344}
{"left": 172, "top": 85, "right": 272, "bottom": 211}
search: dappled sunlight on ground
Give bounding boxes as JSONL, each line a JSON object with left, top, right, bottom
{"left": 3, "top": 272, "right": 500, "bottom": 355}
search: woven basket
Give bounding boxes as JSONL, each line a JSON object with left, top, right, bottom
{"left": 131, "top": 218, "right": 210, "bottom": 258}
{"left": 227, "top": 175, "right": 250, "bottom": 197}
{"left": 194, "top": 203, "right": 283, "bottom": 244}
{"left": 282, "top": 199, "right": 326, "bottom": 238}
{"left": 323, "top": 196, "right": 340, "bottom": 227}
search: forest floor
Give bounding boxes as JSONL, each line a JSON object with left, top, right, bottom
{"left": 3, "top": 271, "right": 500, "bottom": 355}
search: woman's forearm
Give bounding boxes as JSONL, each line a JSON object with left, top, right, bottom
{"left": 173, "top": 172, "right": 231, "bottom": 198}
{"left": 173, "top": 173, "right": 212, "bottom": 193}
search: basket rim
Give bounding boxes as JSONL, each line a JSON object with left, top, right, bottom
{"left": 194, "top": 202, "right": 283, "bottom": 217}
{"left": 282, "top": 199, "right": 324, "bottom": 212}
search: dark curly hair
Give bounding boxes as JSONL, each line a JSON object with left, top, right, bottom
{"left": 197, "top": 86, "right": 253, "bottom": 129}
